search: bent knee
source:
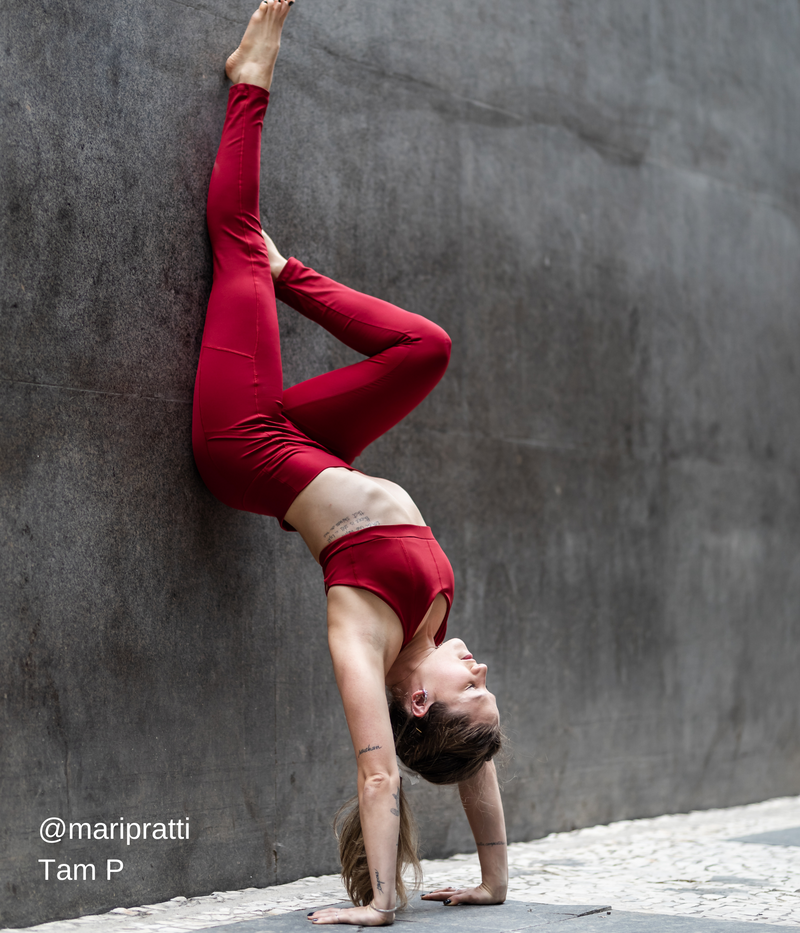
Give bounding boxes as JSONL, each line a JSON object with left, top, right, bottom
{"left": 411, "top": 321, "right": 451, "bottom": 374}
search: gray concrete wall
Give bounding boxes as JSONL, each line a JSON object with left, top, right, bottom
{"left": 2, "top": 0, "right": 799, "bottom": 925}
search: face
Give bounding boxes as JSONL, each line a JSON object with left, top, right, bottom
{"left": 419, "top": 638, "right": 499, "bottom": 725}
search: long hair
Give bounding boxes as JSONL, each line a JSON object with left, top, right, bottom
{"left": 390, "top": 698, "right": 503, "bottom": 785}
{"left": 334, "top": 698, "right": 503, "bottom": 907}
{"left": 334, "top": 780, "right": 419, "bottom": 909}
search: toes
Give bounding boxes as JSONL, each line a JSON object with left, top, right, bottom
{"left": 257, "top": 0, "right": 292, "bottom": 17}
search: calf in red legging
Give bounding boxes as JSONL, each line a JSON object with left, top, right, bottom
{"left": 192, "top": 4, "right": 507, "bottom": 925}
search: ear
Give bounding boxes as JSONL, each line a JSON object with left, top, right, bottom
{"left": 410, "top": 690, "right": 430, "bottom": 719}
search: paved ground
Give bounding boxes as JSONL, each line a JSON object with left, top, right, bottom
{"left": 8, "top": 796, "right": 800, "bottom": 932}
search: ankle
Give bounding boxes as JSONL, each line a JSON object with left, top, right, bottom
{"left": 270, "top": 256, "right": 288, "bottom": 281}
{"left": 261, "top": 230, "right": 288, "bottom": 279}
{"left": 231, "top": 63, "right": 275, "bottom": 91}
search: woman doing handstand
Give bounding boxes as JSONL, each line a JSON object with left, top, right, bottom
{"left": 192, "top": 2, "right": 508, "bottom": 925}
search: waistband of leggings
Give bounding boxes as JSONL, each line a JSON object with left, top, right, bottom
{"left": 319, "top": 524, "right": 435, "bottom": 570}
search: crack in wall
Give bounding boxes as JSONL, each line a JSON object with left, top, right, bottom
{"left": 0, "top": 378, "right": 191, "bottom": 405}
{"left": 159, "top": 0, "right": 800, "bottom": 228}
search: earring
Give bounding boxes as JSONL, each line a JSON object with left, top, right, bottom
{"left": 422, "top": 690, "right": 428, "bottom": 703}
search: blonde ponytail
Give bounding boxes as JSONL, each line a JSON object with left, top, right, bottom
{"left": 333, "top": 780, "right": 421, "bottom": 908}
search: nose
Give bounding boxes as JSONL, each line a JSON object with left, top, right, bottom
{"left": 472, "top": 661, "right": 488, "bottom": 683}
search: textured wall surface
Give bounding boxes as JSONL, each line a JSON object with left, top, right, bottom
{"left": 2, "top": 0, "right": 800, "bottom": 925}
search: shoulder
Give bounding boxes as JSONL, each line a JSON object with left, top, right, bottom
{"left": 327, "top": 586, "right": 404, "bottom": 672}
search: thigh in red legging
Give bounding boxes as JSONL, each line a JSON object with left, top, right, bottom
{"left": 275, "top": 260, "right": 451, "bottom": 463}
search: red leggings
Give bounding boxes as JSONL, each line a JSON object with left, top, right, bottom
{"left": 192, "top": 85, "right": 451, "bottom": 529}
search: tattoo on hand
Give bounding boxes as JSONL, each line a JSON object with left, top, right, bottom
{"left": 358, "top": 744, "right": 382, "bottom": 756}
{"left": 375, "top": 870, "right": 384, "bottom": 893}
{"left": 477, "top": 841, "right": 506, "bottom": 847}
{"left": 390, "top": 788, "right": 399, "bottom": 817}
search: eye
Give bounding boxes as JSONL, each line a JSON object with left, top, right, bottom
{"left": 467, "top": 683, "right": 476, "bottom": 689}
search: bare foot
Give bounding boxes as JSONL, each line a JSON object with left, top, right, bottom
{"left": 262, "top": 230, "right": 288, "bottom": 280}
{"left": 226, "top": 0, "right": 294, "bottom": 91}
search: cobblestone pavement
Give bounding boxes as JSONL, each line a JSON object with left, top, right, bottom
{"left": 9, "top": 796, "right": 800, "bottom": 932}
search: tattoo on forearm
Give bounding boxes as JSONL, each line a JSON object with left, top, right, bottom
{"left": 324, "top": 511, "right": 383, "bottom": 544}
{"left": 390, "top": 788, "right": 400, "bottom": 817}
{"left": 358, "top": 744, "right": 382, "bottom": 756}
{"left": 375, "top": 870, "right": 385, "bottom": 893}
{"left": 477, "top": 841, "right": 506, "bottom": 847}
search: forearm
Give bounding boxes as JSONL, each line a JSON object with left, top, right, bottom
{"left": 358, "top": 772, "right": 401, "bottom": 911}
{"left": 458, "top": 761, "right": 508, "bottom": 897}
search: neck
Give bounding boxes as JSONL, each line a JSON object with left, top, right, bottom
{"left": 386, "top": 642, "right": 436, "bottom": 695}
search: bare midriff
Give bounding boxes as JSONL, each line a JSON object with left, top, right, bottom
{"left": 284, "top": 467, "right": 426, "bottom": 562}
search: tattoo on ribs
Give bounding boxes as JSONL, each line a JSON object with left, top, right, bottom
{"left": 477, "top": 841, "right": 506, "bottom": 847}
{"left": 358, "top": 744, "right": 382, "bottom": 756}
{"left": 323, "top": 511, "right": 383, "bottom": 544}
{"left": 375, "top": 870, "right": 385, "bottom": 893}
{"left": 390, "top": 788, "right": 400, "bottom": 817}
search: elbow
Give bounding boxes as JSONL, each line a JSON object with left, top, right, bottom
{"left": 358, "top": 769, "right": 400, "bottom": 799}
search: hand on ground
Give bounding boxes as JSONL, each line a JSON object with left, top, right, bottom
{"left": 307, "top": 904, "right": 391, "bottom": 925}
{"left": 421, "top": 882, "right": 505, "bottom": 906}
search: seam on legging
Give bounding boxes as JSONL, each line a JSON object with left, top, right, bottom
{"left": 203, "top": 344, "right": 255, "bottom": 360}
{"left": 277, "top": 282, "right": 416, "bottom": 348}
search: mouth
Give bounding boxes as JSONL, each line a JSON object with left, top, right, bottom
{"left": 461, "top": 654, "right": 473, "bottom": 660}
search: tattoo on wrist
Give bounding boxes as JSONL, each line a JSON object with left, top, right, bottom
{"left": 390, "top": 788, "right": 399, "bottom": 816}
{"left": 358, "top": 744, "right": 381, "bottom": 756}
{"left": 477, "top": 841, "right": 506, "bottom": 847}
{"left": 375, "top": 870, "right": 384, "bottom": 893}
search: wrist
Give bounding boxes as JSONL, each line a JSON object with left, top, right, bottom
{"left": 481, "top": 877, "right": 508, "bottom": 900}
{"left": 368, "top": 902, "right": 396, "bottom": 925}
